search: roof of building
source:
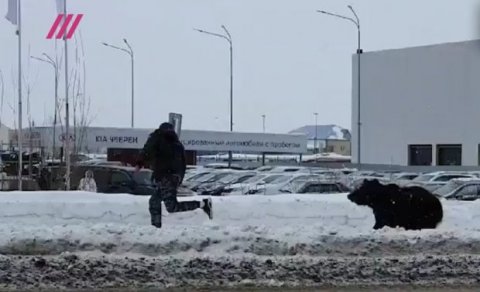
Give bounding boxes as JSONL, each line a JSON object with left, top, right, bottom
{"left": 288, "top": 124, "right": 351, "bottom": 140}
{"left": 365, "top": 38, "right": 480, "bottom": 56}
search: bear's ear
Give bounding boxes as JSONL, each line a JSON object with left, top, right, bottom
{"left": 371, "top": 179, "right": 380, "bottom": 184}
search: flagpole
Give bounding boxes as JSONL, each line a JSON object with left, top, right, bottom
{"left": 64, "top": 0, "right": 71, "bottom": 190}
{"left": 17, "top": 0, "right": 23, "bottom": 191}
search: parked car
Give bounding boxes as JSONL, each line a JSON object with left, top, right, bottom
{"left": 269, "top": 166, "right": 307, "bottom": 173}
{"left": 222, "top": 173, "right": 288, "bottom": 196}
{"left": 76, "top": 160, "right": 124, "bottom": 167}
{"left": 246, "top": 174, "right": 321, "bottom": 195}
{"left": 393, "top": 172, "right": 419, "bottom": 181}
{"left": 197, "top": 172, "right": 257, "bottom": 196}
{"left": 188, "top": 170, "right": 237, "bottom": 191}
{"left": 280, "top": 180, "right": 351, "bottom": 194}
{"left": 184, "top": 170, "right": 214, "bottom": 184}
{"left": 71, "top": 165, "right": 156, "bottom": 196}
{"left": 0, "top": 176, "right": 39, "bottom": 191}
{"left": 255, "top": 166, "right": 308, "bottom": 173}
{"left": 338, "top": 168, "right": 357, "bottom": 175}
{"left": 350, "top": 176, "right": 391, "bottom": 189}
{"left": 434, "top": 178, "right": 480, "bottom": 200}
{"left": 407, "top": 171, "right": 477, "bottom": 192}
{"left": 203, "top": 163, "right": 246, "bottom": 170}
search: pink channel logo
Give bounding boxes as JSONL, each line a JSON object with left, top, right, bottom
{"left": 46, "top": 14, "right": 84, "bottom": 39}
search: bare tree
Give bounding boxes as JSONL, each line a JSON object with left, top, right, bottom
{"left": 0, "top": 69, "right": 4, "bottom": 128}
{"left": 23, "top": 45, "right": 40, "bottom": 177}
{"left": 71, "top": 37, "right": 80, "bottom": 156}
{"left": 49, "top": 32, "right": 96, "bottom": 163}
{"left": 71, "top": 31, "right": 95, "bottom": 157}
{"left": 10, "top": 69, "right": 17, "bottom": 130}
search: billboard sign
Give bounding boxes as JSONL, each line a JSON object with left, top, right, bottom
{"left": 168, "top": 113, "right": 183, "bottom": 136}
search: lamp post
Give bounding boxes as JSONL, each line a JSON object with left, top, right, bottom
{"left": 317, "top": 5, "right": 362, "bottom": 165}
{"left": 102, "top": 39, "right": 135, "bottom": 128}
{"left": 261, "top": 114, "right": 266, "bottom": 133}
{"left": 314, "top": 112, "right": 318, "bottom": 154}
{"left": 31, "top": 54, "right": 58, "bottom": 160}
{"left": 194, "top": 25, "right": 234, "bottom": 167}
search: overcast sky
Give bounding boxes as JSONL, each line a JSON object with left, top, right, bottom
{"left": 0, "top": 0, "right": 479, "bottom": 133}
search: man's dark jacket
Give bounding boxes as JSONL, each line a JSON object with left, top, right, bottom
{"left": 136, "top": 127, "right": 186, "bottom": 183}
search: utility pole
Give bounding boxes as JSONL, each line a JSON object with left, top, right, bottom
{"left": 102, "top": 39, "right": 135, "bottom": 128}
{"left": 195, "top": 25, "right": 234, "bottom": 167}
{"left": 317, "top": 5, "right": 362, "bottom": 165}
{"left": 261, "top": 114, "right": 266, "bottom": 133}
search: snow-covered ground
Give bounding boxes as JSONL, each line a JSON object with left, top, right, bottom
{"left": 2, "top": 191, "right": 480, "bottom": 290}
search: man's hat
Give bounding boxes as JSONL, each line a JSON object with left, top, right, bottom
{"left": 159, "top": 122, "right": 175, "bottom": 132}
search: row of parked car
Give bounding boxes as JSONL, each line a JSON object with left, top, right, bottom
{"left": 183, "top": 165, "right": 355, "bottom": 196}
{"left": 10, "top": 157, "right": 480, "bottom": 201}
{"left": 350, "top": 170, "right": 480, "bottom": 201}
{"left": 184, "top": 165, "right": 480, "bottom": 200}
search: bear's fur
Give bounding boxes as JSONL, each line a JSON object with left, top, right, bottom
{"left": 347, "top": 179, "right": 443, "bottom": 230}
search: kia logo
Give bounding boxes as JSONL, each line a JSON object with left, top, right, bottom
{"left": 59, "top": 134, "right": 75, "bottom": 142}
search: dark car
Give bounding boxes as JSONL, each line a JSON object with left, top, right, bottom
{"left": 71, "top": 165, "right": 155, "bottom": 196}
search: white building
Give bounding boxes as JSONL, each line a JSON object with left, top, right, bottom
{"left": 352, "top": 39, "right": 480, "bottom": 166}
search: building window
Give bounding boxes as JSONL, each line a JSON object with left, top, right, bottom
{"left": 408, "top": 145, "right": 432, "bottom": 166}
{"left": 437, "top": 144, "right": 462, "bottom": 166}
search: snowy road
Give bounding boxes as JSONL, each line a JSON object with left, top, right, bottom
{"left": 1, "top": 191, "right": 480, "bottom": 290}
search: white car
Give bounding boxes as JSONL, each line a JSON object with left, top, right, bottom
{"left": 406, "top": 171, "right": 477, "bottom": 192}
{"left": 245, "top": 174, "right": 322, "bottom": 195}
{"left": 392, "top": 172, "right": 419, "bottom": 181}
{"left": 434, "top": 178, "right": 480, "bottom": 200}
{"left": 221, "top": 173, "right": 288, "bottom": 196}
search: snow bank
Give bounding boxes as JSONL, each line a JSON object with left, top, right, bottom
{"left": 4, "top": 191, "right": 480, "bottom": 289}
{"left": 1, "top": 191, "right": 480, "bottom": 257}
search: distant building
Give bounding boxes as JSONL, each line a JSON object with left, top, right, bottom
{"left": 325, "top": 139, "right": 351, "bottom": 157}
{"left": 289, "top": 124, "right": 351, "bottom": 155}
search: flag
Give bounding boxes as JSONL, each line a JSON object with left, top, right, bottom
{"left": 55, "top": 0, "right": 65, "bottom": 14}
{"left": 5, "top": 0, "right": 18, "bottom": 25}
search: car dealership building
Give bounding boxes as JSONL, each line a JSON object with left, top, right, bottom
{"left": 10, "top": 126, "right": 307, "bottom": 165}
{"left": 352, "top": 39, "right": 480, "bottom": 166}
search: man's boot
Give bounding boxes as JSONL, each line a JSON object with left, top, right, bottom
{"left": 202, "top": 198, "right": 213, "bottom": 220}
{"left": 151, "top": 214, "right": 162, "bottom": 228}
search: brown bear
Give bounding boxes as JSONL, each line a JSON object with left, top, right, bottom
{"left": 347, "top": 179, "right": 443, "bottom": 230}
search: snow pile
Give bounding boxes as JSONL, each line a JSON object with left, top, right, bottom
{"left": 328, "top": 125, "right": 346, "bottom": 140}
{"left": 3, "top": 192, "right": 480, "bottom": 289}
{"left": 0, "top": 191, "right": 480, "bottom": 257}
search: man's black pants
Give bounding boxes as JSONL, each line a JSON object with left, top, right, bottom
{"left": 149, "top": 176, "right": 200, "bottom": 227}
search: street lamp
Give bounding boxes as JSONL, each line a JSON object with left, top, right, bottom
{"left": 102, "top": 39, "right": 135, "bottom": 128}
{"left": 314, "top": 113, "right": 318, "bottom": 154}
{"left": 261, "top": 114, "right": 266, "bottom": 133}
{"left": 194, "top": 25, "right": 234, "bottom": 167}
{"left": 31, "top": 54, "right": 59, "bottom": 160}
{"left": 317, "top": 5, "right": 362, "bottom": 165}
